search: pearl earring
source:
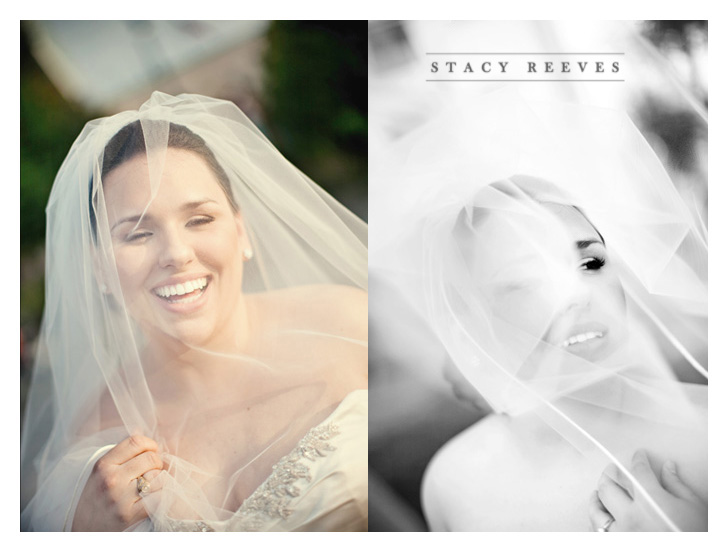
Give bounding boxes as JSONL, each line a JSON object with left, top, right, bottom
{"left": 243, "top": 248, "right": 253, "bottom": 260}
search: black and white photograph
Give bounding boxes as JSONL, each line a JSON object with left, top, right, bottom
{"left": 368, "top": 20, "right": 708, "bottom": 532}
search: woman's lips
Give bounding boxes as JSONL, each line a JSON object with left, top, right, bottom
{"left": 558, "top": 326, "right": 610, "bottom": 354}
{"left": 151, "top": 276, "right": 210, "bottom": 313}
{"left": 152, "top": 276, "right": 209, "bottom": 298}
{"left": 561, "top": 330, "right": 604, "bottom": 348}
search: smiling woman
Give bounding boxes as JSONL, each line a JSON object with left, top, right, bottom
{"left": 421, "top": 175, "right": 706, "bottom": 530}
{"left": 369, "top": 92, "right": 707, "bottom": 532}
{"left": 459, "top": 178, "right": 627, "bottom": 365}
{"left": 20, "top": 92, "right": 368, "bottom": 532}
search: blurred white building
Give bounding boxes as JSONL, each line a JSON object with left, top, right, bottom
{"left": 24, "top": 21, "right": 270, "bottom": 118}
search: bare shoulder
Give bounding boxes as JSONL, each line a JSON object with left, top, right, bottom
{"left": 422, "top": 415, "right": 515, "bottom": 531}
{"left": 252, "top": 285, "right": 368, "bottom": 392}
{"left": 422, "top": 413, "right": 586, "bottom": 531}
{"left": 257, "top": 284, "right": 367, "bottom": 341}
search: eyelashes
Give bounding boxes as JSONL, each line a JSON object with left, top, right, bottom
{"left": 121, "top": 216, "right": 215, "bottom": 243}
{"left": 187, "top": 216, "right": 215, "bottom": 227}
{"left": 124, "top": 230, "right": 152, "bottom": 243}
{"left": 580, "top": 256, "right": 606, "bottom": 271}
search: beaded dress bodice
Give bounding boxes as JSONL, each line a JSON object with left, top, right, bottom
{"left": 151, "top": 390, "right": 367, "bottom": 532}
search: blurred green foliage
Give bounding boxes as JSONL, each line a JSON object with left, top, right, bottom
{"left": 20, "top": 23, "right": 91, "bottom": 331}
{"left": 21, "top": 24, "right": 89, "bottom": 253}
{"left": 263, "top": 21, "right": 367, "bottom": 213}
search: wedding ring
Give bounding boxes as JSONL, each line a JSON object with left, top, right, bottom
{"left": 136, "top": 475, "right": 151, "bottom": 497}
{"left": 597, "top": 518, "right": 614, "bottom": 532}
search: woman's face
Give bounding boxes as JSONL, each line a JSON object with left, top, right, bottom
{"left": 474, "top": 202, "right": 626, "bottom": 363}
{"left": 102, "top": 148, "right": 249, "bottom": 347}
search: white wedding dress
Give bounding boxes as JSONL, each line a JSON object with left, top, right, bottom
{"left": 24, "top": 390, "right": 368, "bottom": 532}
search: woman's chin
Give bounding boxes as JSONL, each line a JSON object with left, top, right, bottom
{"left": 142, "top": 322, "right": 218, "bottom": 352}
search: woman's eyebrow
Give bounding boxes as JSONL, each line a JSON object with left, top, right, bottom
{"left": 111, "top": 214, "right": 143, "bottom": 231}
{"left": 181, "top": 199, "right": 219, "bottom": 210}
{"left": 576, "top": 239, "right": 603, "bottom": 249}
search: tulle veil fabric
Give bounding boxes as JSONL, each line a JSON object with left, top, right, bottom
{"left": 370, "top": 89, "right": 707, "bottom": 531}
{"left": 21, "top": 92, "right": 368, "bottom": 531}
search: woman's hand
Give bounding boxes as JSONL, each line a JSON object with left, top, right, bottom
{"left": 72, "top": 435, "right": 163, "bottom": 531}
{"left": 589, "top": 449, "right": 707, "bottom": 532}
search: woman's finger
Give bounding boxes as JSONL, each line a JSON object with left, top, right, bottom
{"left": 629, "top": 449, "right": 664, "bottom": 499}
{"left": 139, "top": 469, "right": 164, "bottom": 493}
{"left": 597, "top": 470, "right": 632, "bottom": 517}
{"left": 120, "top": 451, "right": 164, "bottom": 482}
{"left": 103, "top": 435, "right": 158, "bottom": 465}
{"left": 127, "top": 495, "right": 152, "bottom": 525}
{"left": 129, "top": 468, "right": 165, "bottom": 504}
{"left": 588, "top": 490, "right": 615, "bottom": 531}
{"left": 661, "top": 461, "right": 700, "bottom": 502}
{"left": 604, "top": 463, "right": 633, "bottom": 498}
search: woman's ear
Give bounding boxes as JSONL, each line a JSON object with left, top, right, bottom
{"left": 92, "top": 251, "right": 112, "bottom": 295}
{"left": 235, "top": 212, "right": 253, "bottom": 260}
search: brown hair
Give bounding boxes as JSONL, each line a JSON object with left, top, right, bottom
{"left": 101, "top": 120, "right": 239, "bottom": 211}
{"left": 454, "top": 175, "right": 604, "bottom": 269}
{"left": 89, "top": 120, "right": 239, "bottom": 240}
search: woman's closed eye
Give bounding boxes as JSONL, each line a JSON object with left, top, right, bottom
{"left": 124, "top": 230, "right": 152, "bottom": 243}
{"left": 187, "top": 215, "right": 215, "bottom": 227}
{"left": 493, "top": 278, "right": 543, "bottom": 293}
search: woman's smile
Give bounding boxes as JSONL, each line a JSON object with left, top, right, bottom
{"left": 152, "top": 275, "right": 211, "bottom": 313}
{"left": 559, "top": 326, "right": 610, "bottom": 356}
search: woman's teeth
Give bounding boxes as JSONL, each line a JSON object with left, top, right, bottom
{"left": 154, "top": 278, "right": 208, "bottom": 302}
{"left": 562, "top": 331, "right": 603, "bottom": 348}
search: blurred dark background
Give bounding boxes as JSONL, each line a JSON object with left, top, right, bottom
{"left": 367, "top": 20, "right": 708, "bottom": 532}
{"left": 20, "top": 20, "right": 367, "bottom": 433}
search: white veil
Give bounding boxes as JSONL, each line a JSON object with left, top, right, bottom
{"left": 21, "top": 92, "right": 367, "bottom": 531}
{"left": 370, "top": 89, "right": 707, "bottom": 531}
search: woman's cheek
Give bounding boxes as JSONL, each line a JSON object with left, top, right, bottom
{"left": 113, "top": 247, "right": 152, "bottom": 291}
{"left": 493, "top": 288, "right": 556, "bottom": 339}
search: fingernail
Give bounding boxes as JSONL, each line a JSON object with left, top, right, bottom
{"left": 664, "top": 460, "right": 677, "bottom": 474}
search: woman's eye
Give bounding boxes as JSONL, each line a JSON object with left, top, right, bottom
{"left": 124, "top": 231, "right": 151, "bottom": 243}
{"left": 187, "top": 216, "right": 214, "bottom": 227}
{"left": 580, "top": 256, "right": 606, "bottom": 271}
{"left": 498, "top": 279, "right": 541, "bottom": 293}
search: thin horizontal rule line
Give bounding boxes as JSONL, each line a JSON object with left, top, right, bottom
{"left": 425, "top": 52, "right": 625, "bottom": 55}
{"left": 426, "top": 79, "right": 625, "bottom": 82}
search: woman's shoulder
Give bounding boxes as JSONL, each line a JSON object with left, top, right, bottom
{"left": 424, "top": 414, "right": 515, "bottom": 480}
{"left": 255, "top": 284, "right": 367, "bottom": 340}
{"left": 252, "top": 285, "right": 367, "bottom": 392}
{"left": 422, "top": 413, "right": 589, "bottom": 531}
{"left": 421, "top": 415, "right": 517, "bottom": 530}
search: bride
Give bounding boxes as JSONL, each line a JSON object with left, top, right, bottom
{"left": 370, "top": 92, "right": 707, "bottom": 531}
{"left": 20, "top": 92, "right": 368, "bottom": 531}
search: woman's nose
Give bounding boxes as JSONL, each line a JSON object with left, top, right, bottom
{"left": 157, "top": 230, "right": 194, "bottom": 268}
{"left": 564, "top": 277, "right": 591, "bottom": 312}
{"left": 549, "top": 265, "right": 591, "bottom": 314}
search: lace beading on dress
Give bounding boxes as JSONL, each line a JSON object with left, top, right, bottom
{"left": 163, "top": 422, "right": 341, "bottom": 532}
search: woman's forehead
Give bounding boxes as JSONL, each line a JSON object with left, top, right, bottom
{"left": 477, "top": 202, "right": 599, "bottom": 246}
{"left": 471, "top": 203, "right": 602, "bottom": 277}
{"left": 102, "top": 150, "right": 225, "bottom": 219}
{"left": 542, "top": 203, "right": 602, "bottom": 244}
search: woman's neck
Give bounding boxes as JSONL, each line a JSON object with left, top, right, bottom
{"left": 141, "top": 294, "right": 260, "bottom": 399}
